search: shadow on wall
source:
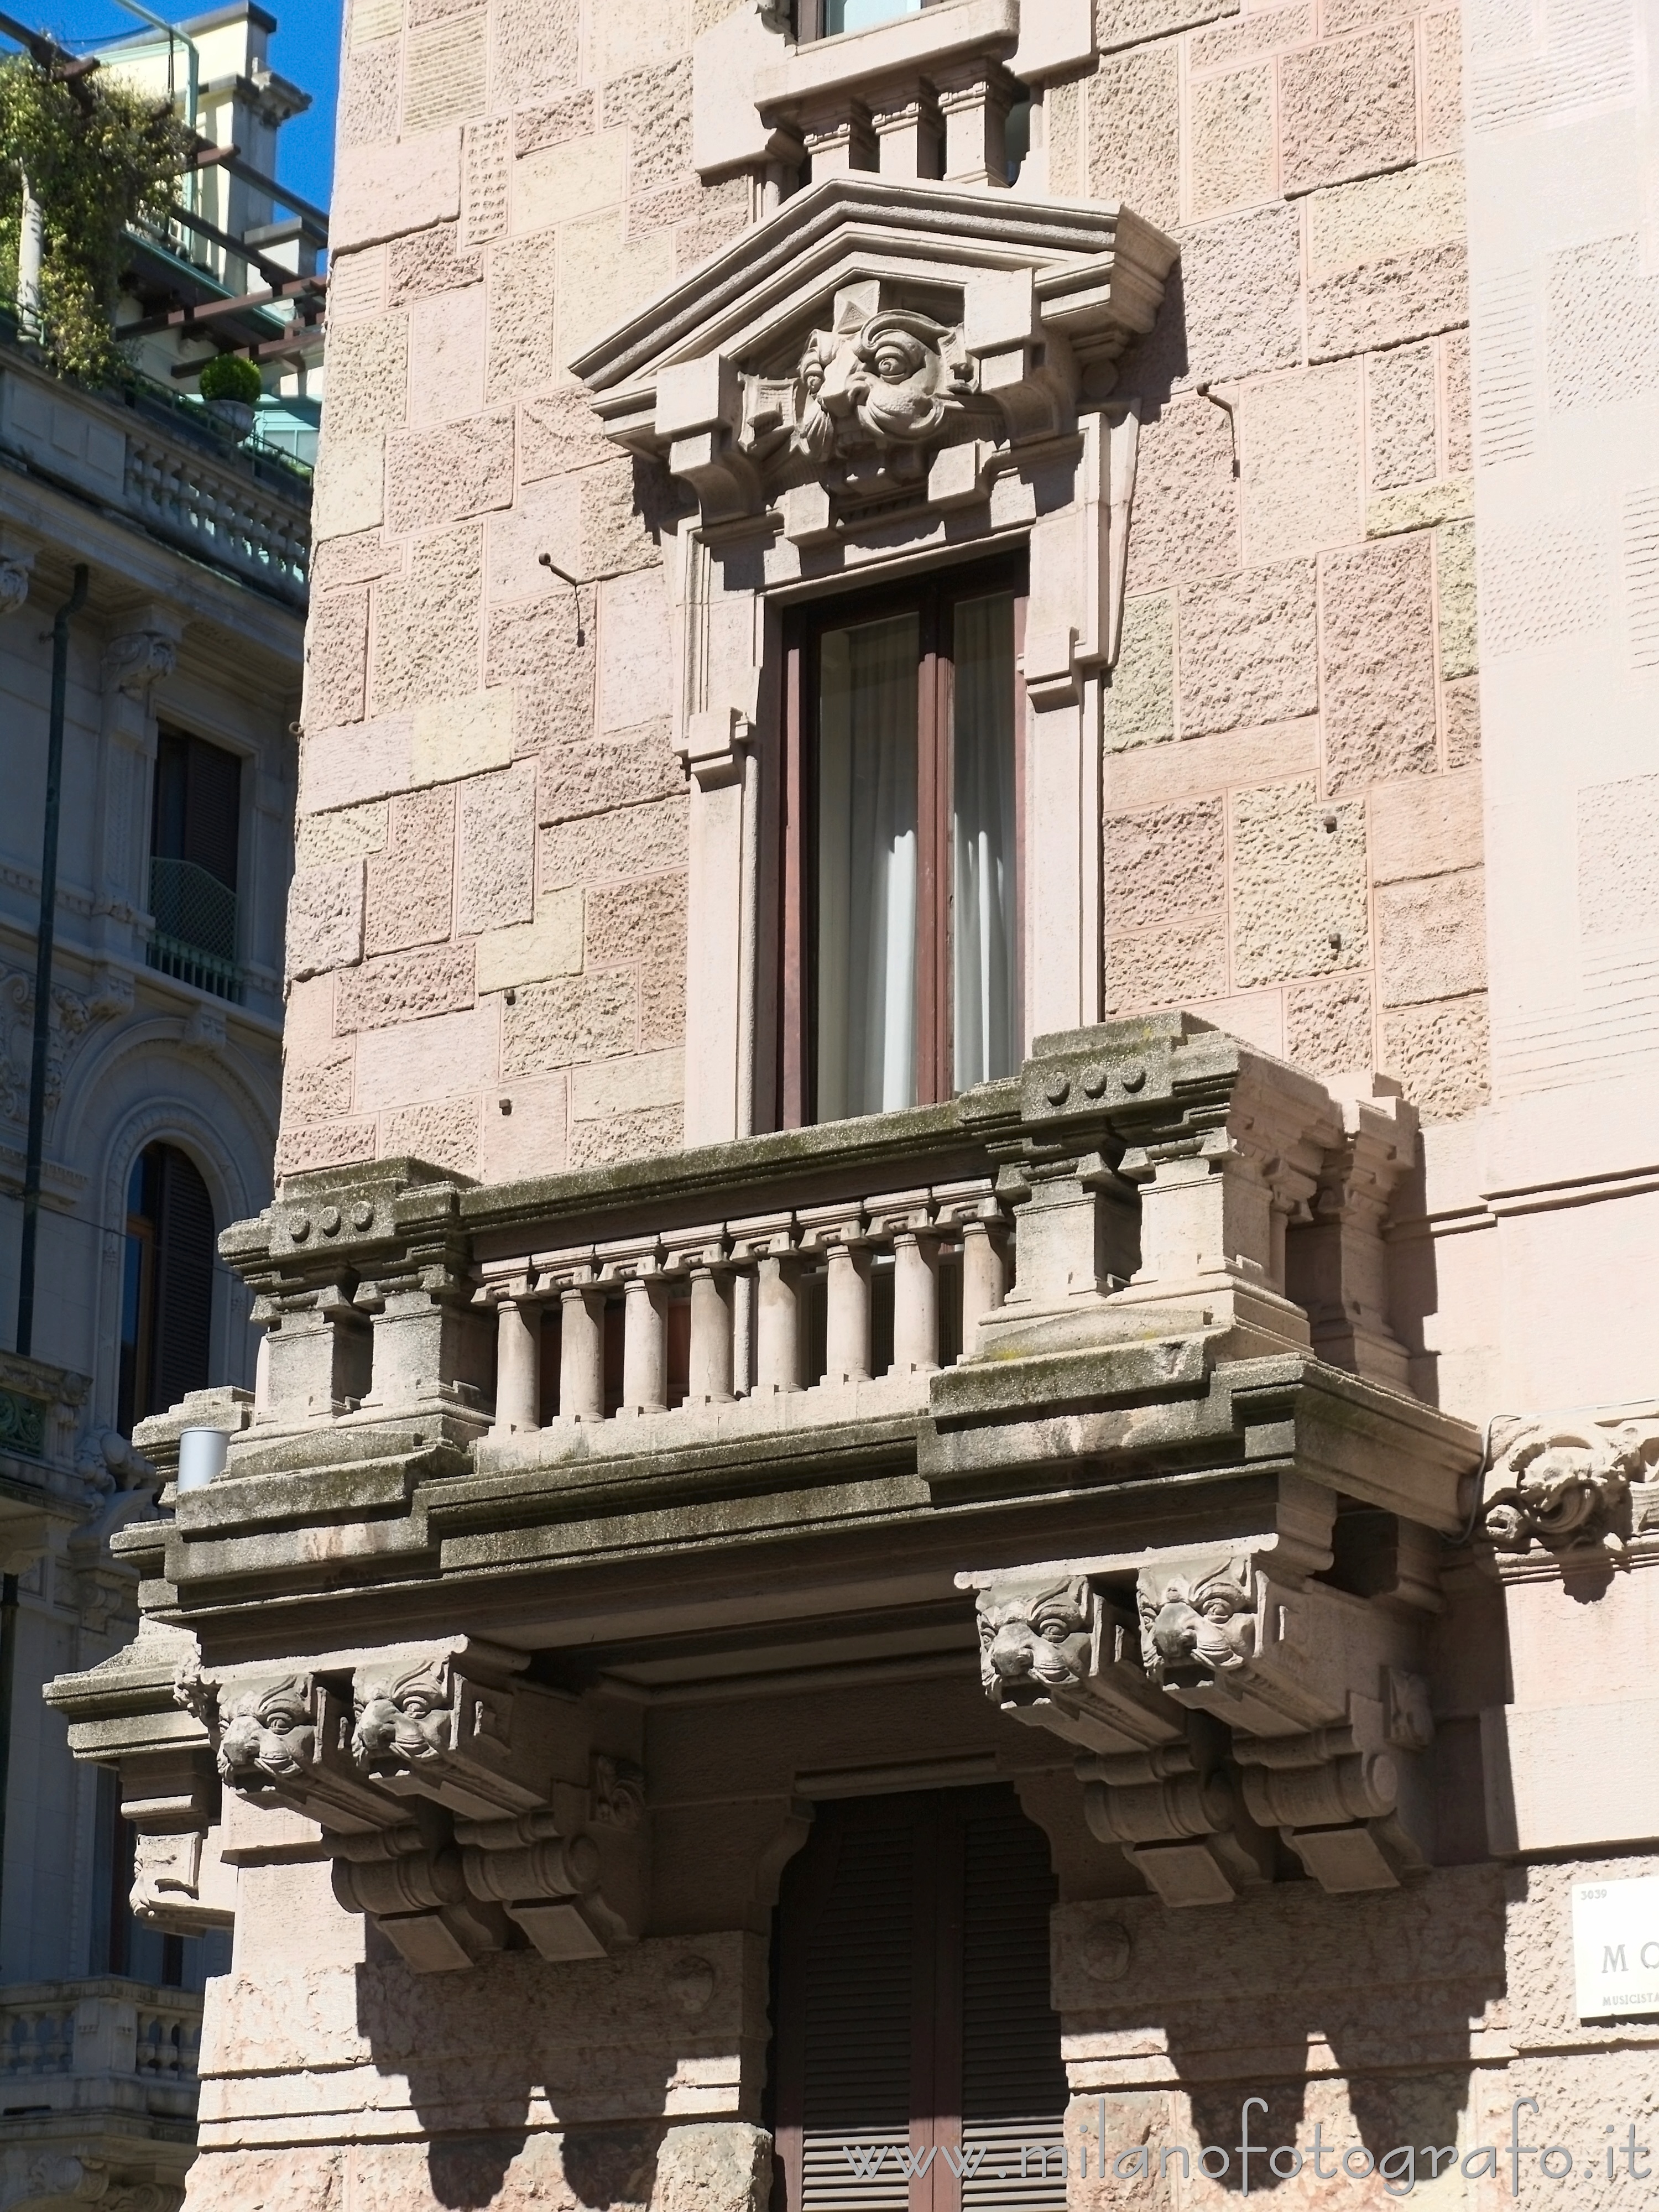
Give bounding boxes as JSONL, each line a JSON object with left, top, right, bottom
{"left": 353, "top": 1938, "right": 670, "bottom": 2211}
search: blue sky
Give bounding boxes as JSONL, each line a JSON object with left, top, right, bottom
{"left": 22, "top": 0, "right": 341, "bottom": 212}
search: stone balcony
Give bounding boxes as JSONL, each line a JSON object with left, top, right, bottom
{"left": 0, "top": 1978, "right": 200, "bottom": 2211}
{"left": 48, "top": 1016, "right": 1498, "bottom": 1950}
{"left": 0, "top": 328, "right": 310, "bottom": 607}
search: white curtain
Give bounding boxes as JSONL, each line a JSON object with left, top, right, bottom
{"left": 816, "top": 614, "right": 919, "bottom": 1120}
{"left": 952, "top": 592, "right": 1018, "bottom": 1091}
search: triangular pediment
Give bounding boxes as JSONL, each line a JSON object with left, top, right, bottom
{"left": 571, "top": 172, "right": 1176, "bottom": 435}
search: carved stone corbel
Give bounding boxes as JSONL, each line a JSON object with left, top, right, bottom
{"left": 102, "top": 628, "right": 179, "bottom": 700}
{"left": 197, "top": 1639, "right": 646, "bottom": 1974}
{"left": 1481, "top": 1425, "right": 1640, "bottom": 1553}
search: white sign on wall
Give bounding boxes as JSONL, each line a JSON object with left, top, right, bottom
{"left": 1572, "top": 1876, "right": 1659, "bottom": 2020}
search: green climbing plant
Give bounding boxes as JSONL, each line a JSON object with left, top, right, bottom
{"left": 0, "top": 51, "right": 194, "bottom": 384}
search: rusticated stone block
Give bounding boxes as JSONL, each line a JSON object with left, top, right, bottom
{"left": 304, "top": 588, "right": 369, "bottom": 728}
{"left": 384, "top": 411, "right": 515, "bottom": 535}
{"left": 354, "top": 1004, "right": 500, "bottom": 1109}
{"left": 476, "top": 889, "right": 582, "bottom": 993}
{"left": 333, "top": 126, "right": 461, "bottom": 255}
{"left": 1232, "top": 777, "right": 1369, "bottom": 986}
{"left": 373, "top": 524, "right": 483, "bottom": 711}
{"left": 1286, "top": 972, "right": 1374, "bottom": 1071}
{"left": 1104, "top": 797, "right": 1226, "bottom": 930}
{"left": 1369, "top": 342, "right": 1438, "bottom": 490}
{"left": 324, "top": 315, "right": 408, "bottom": 440}
{"left": 1189, "top": 65, "right": 1274, "bottom": 219}
{"left": 1443, "top": 676, "right": 1480, "bottom": 766}
{"left": 586, "top": 873, "right": 688, "bottom": 967}
{"left": 568, "top": 1100, "right": 682, "bottom": 1167}
{"left": 1321, "top": 534, "right": 1439, "bottom": 789}
{"left": 520, "top": 388, "right": 614, "bottom": 481}
{"left": 1577, "top": 773, "right": 1659, "bottom": 933}
{"left": 481, "top": 1071, "right": 567, "bottom": 1181}
{"left": 457, "top": 761, "right": 537, "bottom": 935}
{"left": 571, "top": 1046, "right": 683, "bottom": 1120}
{"left": 1104, "top": 919, "right": 1229, "bottom": 1010}
{"left": 462, "top": 116, "right": 509, "bottom": 247}
{"left": 300, "top": 714, "right": 414, "bottom": 815}
{"left": 287, "top": 861, "right": 366, "bottom": 982}
{"left": 1086, "top": 41, "right": 1181, "bottom": 233}
{"left": 412, "top": 687, "right": 514, "bottom": 785}
{"left": 1380, "top": 992, "right": 1489, "bottom": 1118}
{"left": 1436, "top": 518, "right": 1477, "bottom": 679}
{"left": 513, "top": 91, "right": 594, "bottom": 153}
{"left": 335, "top": 942, "right": 475, "bottom": 1031}
{"left": 408, "top": 284, "right": 487, "bottom": 427}
{"left": 1309, "top": 243, "right": 1468, "bottom": 361}
{"left": 501, "top": 970, "right": 637, "bottom": 1076}
{"left": 311, "top": 435, "right": 384, "bottom": 541}
{"left": 282, "top": 1045, "right": 356, "bottom": 1124}
{"left": 401, "top": 15, "right": 486, "bottom": 133}
{"left": 275, "top": 1118, "right": 377, "bottom": 1178}
{"left": 654, "top": 2124, "right": 771, "bottom": 2212}
{"left": 1124, "top": 398, "right": 1238, "bottom": 594}
{"left": 490, "top": 476, "right": 583, "bottom": 604}
{"left": 1240, "top": 362, "right": 1363, "bottom": 562}
{"left": 339, "top": 41, "right": 400, "bottom": 150}
{"left": 387, "top": 220, "right": 481, "bottom": 304}
{"left": 486, "top": 595, "right": 594, "bottom": 713}
{"left": 1177, "top": 204, "right": 1303, "bottom": 384}
{"left": 540, "top": 794, "right": 688, "bottom": 888}
{"left": 486, "top": 235, "right": 561, "bottom": 402}
{"left": 593, "top": 0, "right": 685, "bottom": 77}
{"left": 1378, "top": 867, "right": 1487, "bottom": 1004}
{"left": 641, "top": 943, "right": 686, "bottom": 1048}
{"left": 1370, "top": 766, "right": 1482, "bottom": 883}
{"left": 557, "top": 208, "right": 676, "bottom": 361}
{"left": 297, "top": 800, "right": 389, "bottom": 870}
{"left": 327, "top": 243, "right": 385, "bottom": 323}
{"left": 598, "top": 566, "right": 674, "bottom": 729}
{"left": 1107, "top": 596, "right": 1176, "bottom": 750}
{"left": 1422, "top": 8, "right": 1462, "bottom": 153}
{"left": 1445, "top": 327, "right": 1470, "bottom": 476}
{"left": 176, "top": 2147, "right": 345, "bottom": 2211}
{"left": 673, "top": 181, "right": 749, "bottom": 271}
{"left": 1307, "top": 161, "right": 1466, "bottom": 280}
{"left": 1193, "top": 1, "right": 1311, "bottom": 66}
{"left": 582, "top": 455, "right": 681, "bottom": 581}
{"left": 516, "top": 131, "right": 628, "bottom": 233}
{"left": 491, "top": 0, "right": 578, "bottom": 109}
{"left": 1095, "top": 0, "right": 1236, "bottom": 50}
{"left": 1107, "top": 718, "right": 1318, "bottom": 808}
{"left": 1178, "top": 561, "right": 1318, "bottom": 735}
{"left": 383, "top": 1096, "right": 479, "bottom": 1176}
{"left": 602, "top": 57, "right": 692, "bottom": 196}
{"left": 364, "top": 784, "right": 456, "bottom": 955}
{"left": 311, "top": 529, "right": 402, "bottom": 592}
{"left": 536, "top": 729, "right": 684, "bottom": 823}
{"left": 1280, "top": 28, "right": 1416, "bottom": 197}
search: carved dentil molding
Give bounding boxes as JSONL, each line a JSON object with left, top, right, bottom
{"left": 195, "top": 1639, "right": 646, "bottom": 1974}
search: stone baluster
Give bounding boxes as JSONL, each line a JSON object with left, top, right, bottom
{"left": 539, "top": 1251, "right": 604, "bottom": 1422}
{"left": 664, "top": 1230, "right": 735, "bottom": 1406}
{"left": 933, "top": 59, "right": 1015, "bottom": 187}
{"left": 932, "top": 1181, "right": 1009, "bottom": 1354}
{"left": 730, "top": 1213, "right": 802, "bottom": 1396}
{"left": 598, "top": 1238, "right": 669, "bottom": 1415}
{"left": 871, "top": 1192, "right": 942, "bottom": 1375}
{"left": 488, "top": 1276, "right": 543, "bottom": 1436}
{"left": 798, "top": 1203, "right": 872, "bottom": 1385}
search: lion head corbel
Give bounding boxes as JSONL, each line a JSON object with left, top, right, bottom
{"left": 215, "top": 1672, "right": 318, "bottom": 1791}
{"left": 976, "top": 1573, "right": 1097, "bottom": 1707}
{"left": 351, "top": 1655, "right": 457, "bottom": 1775}
{"left": 1138, "top": 1558, "right": 1258, "bottom": 1688}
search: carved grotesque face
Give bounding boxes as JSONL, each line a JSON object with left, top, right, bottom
{"left": 1139, "top": 1561, "right": 1255, "bottom": 1684}
{"left": 976, "top": 1576, "right": 1094, "bottom": 1705}
{"left": 1485, "top": 1435, "right": 1632, "bottom": 1551}
{"left": 351, "top": 1660, "right": 453, "bottom": 1772}
{"left": 795, "top": 310, "right": 965, "bottom": 461}
{"left": 216, "top": 1674, "right": 316, "bottom": 1788}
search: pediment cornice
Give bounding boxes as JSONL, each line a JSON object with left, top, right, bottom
{"left": 571, "top": 175, "right": 1176, "bottom": 520}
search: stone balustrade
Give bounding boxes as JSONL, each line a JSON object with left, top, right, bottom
{"left": 124, "top": 432, "right": 310, "bottom": 599}
{"left": 0, "top": 1981, "right": 201, "bottom": 2094}
{"left": 478, "top": 1175, "right": 1012, "bottom": 1437}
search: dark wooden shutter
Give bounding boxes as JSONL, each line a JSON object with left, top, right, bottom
{"left": 774, "top": 1787, "right": 1064, "bottom": 2212}
{"left": 151, "top": 1145, "right": 215, "bottom": 1412}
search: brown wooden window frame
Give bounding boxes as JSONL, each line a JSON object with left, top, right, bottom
{"left": 776, "top": 553, "right": 1028, "bottom": 1130}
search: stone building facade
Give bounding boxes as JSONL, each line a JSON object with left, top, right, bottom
{"left": 45, "top": 0, "right": 1659, "bottom": 2207}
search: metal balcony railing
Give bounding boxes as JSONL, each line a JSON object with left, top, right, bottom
{"left": 147, "top": 855, "right": 243, "bottom": 1003}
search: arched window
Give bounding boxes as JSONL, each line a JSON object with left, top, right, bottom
{"left": 117, "top": 1142, "right": 216, "bottom": 1432}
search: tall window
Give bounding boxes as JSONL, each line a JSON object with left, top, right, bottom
{"left": 770, "top": 1785, "right": 1067, "bottom": 2212}
{"left": 149, "top": 728, "right": 243, "bottom": 1001}
{"left": 782, "top": 561, "right": 1024, "bottom": 1126}
{"left": 799, "top": 0, "right": 931, "bottom": 36}
{"left": 118, "top": 1142, "right": 216, "bottom": 1433}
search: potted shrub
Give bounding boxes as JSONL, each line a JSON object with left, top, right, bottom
{"left": 198, "top": 351, "right": 262, "bottom": 440}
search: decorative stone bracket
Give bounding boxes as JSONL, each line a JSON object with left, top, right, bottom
{"left": 968, "top": 1542, "right": 1437, "bottom": 1908}
{"left": 189, "top": 1637, "right": 646, "bottom": 1974}
{"left": 1480, "top": 1419, "right": 1659, "bottom": 1554}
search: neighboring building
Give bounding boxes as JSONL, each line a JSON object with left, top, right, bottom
{"left": 41, "top": 0, "right": 1659, "bottom": 2205}
{"left": 0, "top": 6, "right": 319, "bottom": 2204}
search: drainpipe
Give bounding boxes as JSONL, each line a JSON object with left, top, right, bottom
{"left": 17, "top": 170, "right": 44, "bottom": 342}
{"left": 16, "top": 564, "right": 89, "bottom": 1359}
{"left": 0, "top": 1572, "right": 17, "bottom": 1964}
